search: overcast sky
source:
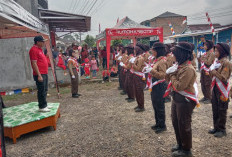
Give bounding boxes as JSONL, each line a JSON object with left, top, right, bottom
{"left": 48, "top": 0, "right": 232, "bottom": 37}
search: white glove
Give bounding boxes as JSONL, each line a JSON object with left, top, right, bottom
{"left": 166, "top": 64, "right": 178, "bottom": 74}
{"left": 118, "top": 56, "right": 122, "bottom": 61}
{"left": 130, "top": 57, "right": 136, "bottom": 63}
{"left": 119, "top": 62, "right": 125, "bottom": 67}
{"left": 145, "top": 67, "right": 153, "bottom": 73}
{"left": 209, "top": 60, "right": 221, "bottom": 71}
{"left": 214, "top": 63, "right": 221, "bottom": 69}
{"left": 129, "top": 57, "right": 135, "bottom": 63}
{"left": 72, "top": 75, "right": 75, "bottom": 79}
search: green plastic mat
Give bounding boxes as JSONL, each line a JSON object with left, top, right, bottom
{"left": 3, "top": 102, "right": 60, "bottom": 128}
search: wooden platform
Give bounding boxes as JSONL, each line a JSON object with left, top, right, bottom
{"left": 3, "top": 102, "right": 60, "bottom": 144}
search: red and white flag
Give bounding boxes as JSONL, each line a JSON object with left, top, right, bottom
{"left": 182, "top": 17, "right": 187, "bottom": 25}
{"left": 206, "top": 12, "right": 215, "bottom": 35}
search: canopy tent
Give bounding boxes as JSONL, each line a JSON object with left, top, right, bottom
{"left": 38, "top": 8, "right": 91, "bottom": 47}
{"left": 96, "top": 16, "right": 163, "bottom": 70}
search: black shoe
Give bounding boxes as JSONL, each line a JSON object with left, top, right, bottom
{"left": 214, "top": 131, "right": 226, "bottom": 138}
{"left": 199, "top": 97, "right": 206, "bottom": 102}
{"left": 171, "top": 144, "right": 182, "bottom": 152}
{"left": 151, "top": 124, "right": 159, "bottom": 130}
{"left": 135, "top": 108, "right": 145, "bottom": 112}
{"left": 72, "top": 94, "right": 79, "bottom": 98}
{"left": 120, "top": 91, "right": 126, "bottom": 95}
{"left": 203, "top": 99, "right": 211, "bottom": 104}
{"left": 208, "top": 128, "right": 217, "bottom": 134}
{"left": 77, "top": 94, "right": 82, "bottom": 96}
{"left": 230, "top": 115, "right": 232, "bottom": 118}
{"left": 125, "top": 98, "right": 130, "bottom": 100}
{"left": 165, "top": 97, "right": 171, "bottom": 103}
{"left": 118, "top": 87, "right": 122, "bottom": 90}
{"left": 172, "top": 150, "right": 192, "bottom": 157}
{"left": 134, "top": 106, "right": 139, "bottom": 110}
{"left": 155, "top": 126, "right": 167, "bottom": 134}
{"left": 127, "top": 98, "right": 135, "bottom": 103}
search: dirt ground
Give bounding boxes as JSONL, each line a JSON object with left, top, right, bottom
{"left": 3, "top": 74, "right": 232, "bottom": 157}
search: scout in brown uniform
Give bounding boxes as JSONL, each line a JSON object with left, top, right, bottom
{"left": 124, "top": 45, "right": 136, "bottom": 102}
{"left": 189, "top": 43, "right": 197, "bottom": 69}
{"left": 133, "top": 44, "right": 146, "bottom": 112}
{"left": 68, "top": 49, "right": 81, "bottom": 98}
{"left": 208, "top": 43, "right": 232, "bottom": 138}
{"left": 116, "top": 45, "right": 124, "bottom": 90}
{"left": 119, "top": 48, "right": 128, "bottom": 95}
{"left": 200, "top": 40, "right": 215, "bottom": 104}
{"left": 166, "top": 42, "right": 197, "bottom": 157}
{"left": 150, "top": 42, "right": 168, "bottom": 133}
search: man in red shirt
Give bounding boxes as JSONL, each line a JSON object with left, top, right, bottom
{"left": 29, "top": 36, "right": 50, "bottom": 112}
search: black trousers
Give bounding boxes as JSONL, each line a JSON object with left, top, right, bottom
{"left": 34, "top": 74, "right": 48, "bottom": 109}
{"left": 151, "top": 78, "right": 166, "bottom": 127}
{"left": 172, "top": 92, "right": 196, "bottom": 150}
{"left": 102, "top": 58, "right": 107, "bottom": 69}
{"left": 211, "top": 86, "right": 229, "bottom": 132}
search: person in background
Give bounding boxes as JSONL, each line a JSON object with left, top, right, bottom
{"left": 102, "top": 68, "right": 110, "bottom": 83}
{"left": 57, "top": 50, "right": 67, "bottom": 75}
{"left": 110, "top": 65, "right": 118, "bottom": 77}
{"left": 133, "top": 44, "right": 146, "bottom": 112}
{"left": 93, "top": 47, "right": 99, "bottom": 66}
{"left": 209, "top": 43, "right": 232, "bottom": 138}
{"left": 226, "top": 39, "right": 231, "bottom": 60}
{"left": 68, "top": 49, "right": 81, "bottom": 98}
{"left": 82, "top": 58, "right": 91, "bottom": 79}
{"left": 199, "top": 40, "right": 215, "bottom": 104}
{"left": 90, "top": 56, "right": 98, "bottom": 79}
{"left": 197, "top": 35, "right": 206, "bottom": 71}
{"left": 52, "top": 46, "right": 59, "bottom": 60}
{"left": 29, "top": 36, "right": 50, "bottom": 112}
{"left": 81, "top": 45, "right": 88, "bottom": 63}
{"left": 101, "top": 46, "right": 107, "bottom": 69}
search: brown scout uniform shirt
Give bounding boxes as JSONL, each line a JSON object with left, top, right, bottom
{"left": 150, "top": 56, "right": 167, "bottom": 80}
{"left": 191, "top": 52, "right": 197, "bottom": 69}
{"left": 133, "top": 55, "right": 145, "bottom": 72}
{"left": 210, "top": 57, "right": 232, "bottom": 83}
{"left": 121, "top": 53, "right": 128, "bottom": 65}
{"left": 124, "top": 55, "right": 134, "bottom": 70}
{"left": 201, "top": 50, "right": 215, "bottom": 67}
{"left": 144, "top": 52, "right": 150, "bottom": 63}
{"left": 166, "top": 53, "right": 175, "bottom": 68}
{"left": 169, "top": 62, "right": 197, "bottom": 94}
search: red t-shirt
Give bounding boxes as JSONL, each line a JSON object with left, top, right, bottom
{"left": 102, "top": 71, "right": 110, "bottom": 77}
{"left": 29, "top": 45, "right": 48, "bottom": 75}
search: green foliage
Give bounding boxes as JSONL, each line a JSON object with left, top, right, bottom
{"left": 138, "top": 37, "right": 150, "bottom": 45}
{"left": 84, "top": 35, "right": 96, "bottom": 47}
{"left": 112, "top": 39, "right": 122, "bottom": 47}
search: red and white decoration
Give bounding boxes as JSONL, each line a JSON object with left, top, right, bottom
{"left": 206, "top": 12, "right": 215, "bottom": 35}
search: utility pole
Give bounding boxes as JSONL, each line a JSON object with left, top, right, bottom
{"left": 79, "top": 32, "right": 84, "bottom": 44}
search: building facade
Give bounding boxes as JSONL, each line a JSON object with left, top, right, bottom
{"left": 141, "top": 11, "right": 187, "bottom": 37}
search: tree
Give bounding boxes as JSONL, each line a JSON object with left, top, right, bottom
{"left": 112, "top": 39, "right": 122, "bottom": 47}
{"left": 84, "top": 35, "right": 95, "bottom": 47}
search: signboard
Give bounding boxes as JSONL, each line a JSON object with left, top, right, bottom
{"left": 106, "top": 28, "right": 163, "bottom": 37}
